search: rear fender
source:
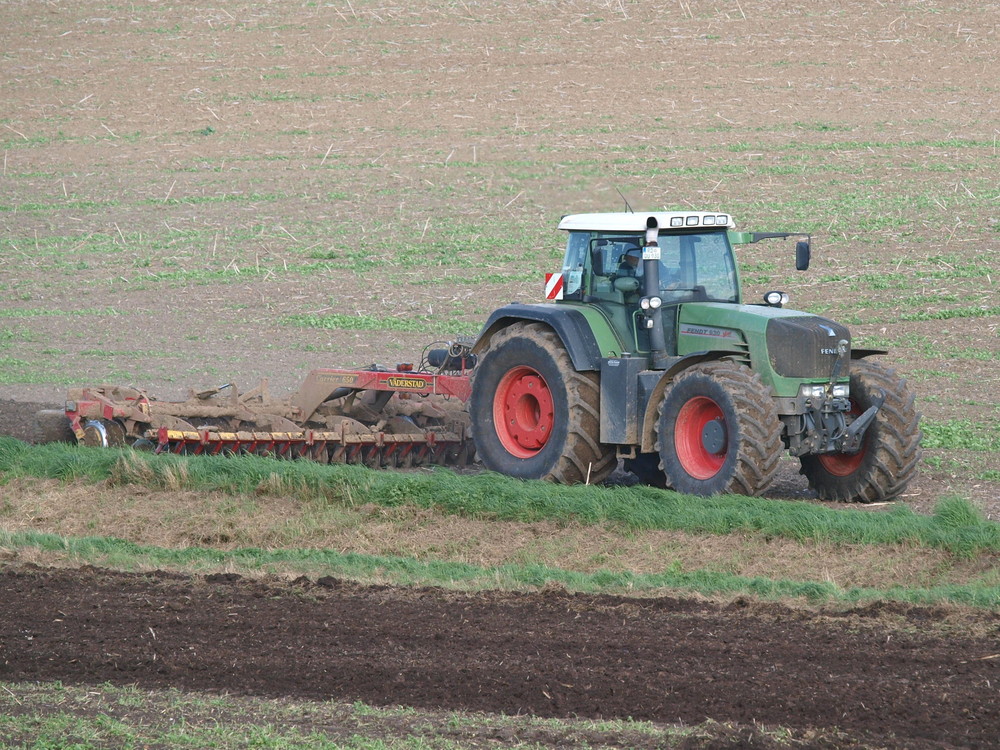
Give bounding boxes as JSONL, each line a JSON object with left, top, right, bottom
{"left": 473, "top": 303, "right": 624, "bottom": 372}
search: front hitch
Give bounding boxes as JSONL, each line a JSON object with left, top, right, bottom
{"left": 834, "top": 391, "right": 884, "bottom": 453}
{"left": 786, "top": 387, "right": 883, "bottom": 457}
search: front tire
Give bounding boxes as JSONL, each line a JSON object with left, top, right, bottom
{"left": 799, "top": 359, "right": 921, "bottom": 502}
{"left": 656, "top": 361, "right": 783, "bottom": 496}
{"left": 469, "top": 322, "right": 615, "bottom": 485}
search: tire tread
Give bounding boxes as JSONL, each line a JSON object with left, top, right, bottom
{"left": 470, "top": 322, "right": 615, "bottom": 485}
{"left": 800, "top": 359, "right": 922, "bottom": 502}
{"left": 655, "top": 360, "right": 783, "bottom": 496}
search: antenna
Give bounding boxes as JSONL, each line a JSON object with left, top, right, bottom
{"left": 615, "top": 188, "right": 634, "bottom": 213}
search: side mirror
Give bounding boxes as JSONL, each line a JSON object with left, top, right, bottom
{"left": 795, "top": 240, "right": 811, "bottom": 271}
{"left": 590, "top": 246, "right": 605, "bottom": 276}
{"left": 613, "top": 276, "right": 641, "bottom": 294}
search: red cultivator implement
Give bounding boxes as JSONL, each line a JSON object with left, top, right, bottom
{"left": 57, "top": 343, "right": 477, "bottom": 468}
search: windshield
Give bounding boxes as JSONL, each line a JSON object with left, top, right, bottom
{"left": 561, "top": 229, "right": 739, "bottom": 303}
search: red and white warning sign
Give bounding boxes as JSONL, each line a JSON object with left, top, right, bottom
{"left": 544, "top": 272, "right": 564, "bottom": 300}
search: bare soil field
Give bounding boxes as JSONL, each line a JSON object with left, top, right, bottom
{"left": 2, "top": 565, "right": 999, "bottom": 749}
{"left": 1, "top": 0, "right": 999, "bottom": 746}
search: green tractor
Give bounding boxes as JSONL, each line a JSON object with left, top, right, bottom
{"left": 468, "top": 211, "right": 922, "bottom": 502}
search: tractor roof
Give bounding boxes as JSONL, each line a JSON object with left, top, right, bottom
{"left": 557, "top": 211, "right": 735, "bottom": 232}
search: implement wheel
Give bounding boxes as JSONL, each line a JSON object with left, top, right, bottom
{"left": 656, "top": 360, "right": 782, "bottom": 496}
{"left": 800, "top": 359, "right": 921, "bottom": 502}
{"left": 470, "top": 322, "right": 614, "bottom": 485}
{"left": 82, "top": 419, "right": 126, "bottom": 448}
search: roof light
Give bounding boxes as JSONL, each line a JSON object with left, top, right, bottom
{"left": 670, "top": 216, "right": 684, "bottom": 227}
{"left": 703, "top": 216, "right": 717, "bottom": 225}
{"left": 685, "top": 215, "right": 699, "bottom": 226}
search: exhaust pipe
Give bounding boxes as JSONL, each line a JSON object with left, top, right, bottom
{"left": 643, "top": 216, "right": 670, "bottom": 369}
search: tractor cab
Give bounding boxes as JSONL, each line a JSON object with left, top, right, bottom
{"left": 556, "top": 212, "right": 740, "bottom": 357}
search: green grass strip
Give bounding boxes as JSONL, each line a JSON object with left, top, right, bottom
{"left": 1, "top": 436, "right": 998, "bottom": 557}
{"left": 3, "top": 528, "right": 998, "bottom": 608}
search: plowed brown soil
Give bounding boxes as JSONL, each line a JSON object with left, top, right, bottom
{"left": 2, "top": 565, "right": 998, "bottom": 749}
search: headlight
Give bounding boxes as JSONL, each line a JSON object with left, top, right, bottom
{"left": 832, "top": 384, "right": 850, "bottom": 398}
{"left": 799, "top": 384, "right": 826, "bottom": 399}
{"left": 764, "top": 290, "right": 790, "bottom": 307}
{"left": 640, "top": 296, "right": 663, "bottom": 310}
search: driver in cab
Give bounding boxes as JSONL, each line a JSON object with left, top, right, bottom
{"left": 616, "top": 247, "right": 642, "bottom": 277}
{"left": 616, "top": 247, "right": 679, "bottom": 290}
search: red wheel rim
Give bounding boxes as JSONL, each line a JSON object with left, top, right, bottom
{"left": 674, "top": 396, "right": 727, "bottom": 480}
{"left": 493, "top": 365, "right": 554, "bottom": 458}
{"left": 818, "top": 402, "right": 866, "bottom": 476}
{"left": 817, "top": 449, "right": 865, "bottom": 476}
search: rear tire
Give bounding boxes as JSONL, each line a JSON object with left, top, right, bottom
{"left": 656, "top": 361, "right": 782, "bottom": 496}
{"left": 470, "top": 322, "right": 615, "bottom": 485}
{"left": 799, "top": 359, "right": 921, "bottom": 503}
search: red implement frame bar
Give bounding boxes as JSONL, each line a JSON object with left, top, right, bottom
{"left": 320, "top": 368, "right": 470, "bottom": 400}
{"left": 289, "top": 368, "right": 471, "bottom": 422}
